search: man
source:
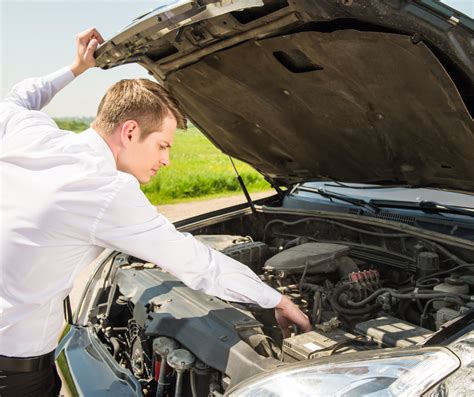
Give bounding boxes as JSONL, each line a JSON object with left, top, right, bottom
{"left": 0, "top": 28, "right": 311, "bottom": 396}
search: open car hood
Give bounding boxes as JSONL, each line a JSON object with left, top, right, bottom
{"left": 95, "top": 0, "right": 474, "bottom": 191}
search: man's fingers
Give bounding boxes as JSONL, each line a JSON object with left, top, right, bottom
{"left": 84, "top": 39, "right": 99, "bottom": 60}
{"left": 77, "top": 27, "right": 104, "bottom": 45}
{"left": 275, "top": 295, "right": 312, "bottom": 336}
{"left": 302, "top": 322, "right": 312, "bottom": 332}
{"left": 89, "top": 39, "right": 99, "bottom": 51}
{"left": 288, "top": 304, "right": 312, "bottom": 333}
{"left": 77, "top": 27, "right": 98, "bottom": 40}
{"left": 295, "top": 316, "right": 311, "bottom": 332}
{"left": 94, "top": 30, "right": 105, "bottom": 44}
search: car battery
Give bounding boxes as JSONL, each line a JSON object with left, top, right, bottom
{"left": 282, "top": 328, "right": 360, "bottom": 362}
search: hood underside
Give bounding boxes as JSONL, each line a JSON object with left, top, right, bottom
{"left": 96, "top": 0, "right": 474, "bottom": 191}
{"left": 167, "top": 29, "right": 473, "bottom": 189}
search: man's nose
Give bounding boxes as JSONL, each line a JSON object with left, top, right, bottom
{"left": 159, "top": 151, "right": 170, "bottom": 167}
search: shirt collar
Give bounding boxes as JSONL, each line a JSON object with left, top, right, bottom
{"left": 79, "top": 128, "right": 117, "bottom": 168}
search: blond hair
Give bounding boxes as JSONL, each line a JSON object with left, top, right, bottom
{"left": 93, "top": 79, "right": 186, "bottom": 138}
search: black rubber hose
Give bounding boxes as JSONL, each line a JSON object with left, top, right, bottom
{"left": 420, "top": 296, "right": 463, "bottom": 327}
{"left": 336, "top": 256, "right": 359, "bottom": 279}
{"left": 330, "top": 283, "right": 381, "bottom": 315}
{"left": 417, "top": 278, "right": 441, "bottom": 288}
{"left": 312, "top": 291, "right": 321, "bottom": 325}
{"left": 300, "top": 282, "right": 324, "bottom": 291}
{"left": 345, "top": 288, "right": 393, "bottom": 307}
{"left": 416, "top": 264, "right": 474, "bottom": 287}
{"left": 392, "top": 291, "right": 472, "bottom": 300}
{"left": 346, "top": 288, "right": 473, "bottom": 308}
{"left": 109, "top": 337, "right": 121, "bottom": 359}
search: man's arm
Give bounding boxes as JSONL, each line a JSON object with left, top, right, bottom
{"left": 92, "top": 180, "right": 312, "bottom": 334}
{"left": 3, "top": 28, "right": 103, "bottom": 111}
{"left": 3, "top": 68, "right": 75, "bottom": 111}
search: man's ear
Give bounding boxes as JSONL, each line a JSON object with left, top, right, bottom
{"left": 119, "top": 120, "right": 140, "bottom": 146}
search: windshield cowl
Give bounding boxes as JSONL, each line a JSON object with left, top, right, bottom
{"left": 291, "top": 182, "right": 474, "bottom": 211}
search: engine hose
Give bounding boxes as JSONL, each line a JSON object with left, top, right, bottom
{"left": 392, "top": 291, "right": 473, "bottom": 300}
{"left": 109, "top": 337, "right": 121, "bottom": 359}
{"left": 312, "top": 291, "right": 321, "bottom": 325}
{"left": 299, "top": 262, "right": 310, "bottom": 292}
{"left": 417, "top": 278, "right": 441, "bottom": 288}
{"left": 416, "top": 264, "right": 474, "bottom": 287}
{"left": 330, "top": 283, "right": 381, "bottom": 315}
{"left": 345, "top": 288, "right": 394, "bottom": 307}
{"left": 300, "top": 282, "right": 324, "bottom": 292}
{"left": 420, "top": 296, "right": 463, "bottom": 327}
{"left": 346, "top": 287, "right": 473, "bottom": 308}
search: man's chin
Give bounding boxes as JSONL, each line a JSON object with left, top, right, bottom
{"left": 138, "top": 176, "right": 151, "bottom": 184}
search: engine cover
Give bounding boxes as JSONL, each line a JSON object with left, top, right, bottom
{"left": 263, "top": 242, "right": 351, "bottom": 274}
{"left": 114, "top": 266, "right": 279, "bottom": 385}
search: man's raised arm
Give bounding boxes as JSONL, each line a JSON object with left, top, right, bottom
{"left": 3, "top": 28, "right": 103, "bottom": 111}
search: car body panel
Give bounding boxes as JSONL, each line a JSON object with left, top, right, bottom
{"left": 56, "top": 327, "right": 142, "bottom": 397}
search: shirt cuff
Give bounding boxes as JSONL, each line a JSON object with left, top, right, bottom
{"left": 48, "top": 66, "right": 75, "bottom": 92}
{"left": 259, "top": 285, "right": 282, "bottom": 309}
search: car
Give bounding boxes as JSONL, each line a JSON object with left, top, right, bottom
{"left": 56, "top": 0, "right": 474, "bottom": 396}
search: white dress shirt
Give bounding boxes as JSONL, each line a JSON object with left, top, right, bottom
{"left": 0, "top": 67, "right": 281, "bottom": 357}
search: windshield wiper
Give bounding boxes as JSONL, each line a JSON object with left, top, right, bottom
{"left": 370, "top": 199, "right": 474, "bottom": 218}
{"left": 293, "top": 185, "right": 381, "bottom": 214}
{"left": 324, "top": 181, "right": 413, "bottom": 189}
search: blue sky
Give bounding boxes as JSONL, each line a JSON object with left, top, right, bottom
{"left": 1, "top": 0, "right": 472, "bottom": 117}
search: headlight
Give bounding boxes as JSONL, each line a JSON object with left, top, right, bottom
{"left": 228, "top": 348, "right": 459, "bottom": 397}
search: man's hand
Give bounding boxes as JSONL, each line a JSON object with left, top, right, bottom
{"left": 70, "top": 27, "right": 105, "bottom": 77}
{"left": 275, "top": 295, "right": 312, "bottom": 338}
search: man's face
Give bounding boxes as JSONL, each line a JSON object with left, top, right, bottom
{"left": 117, "top": 114, "right": 177, "bottom": 184}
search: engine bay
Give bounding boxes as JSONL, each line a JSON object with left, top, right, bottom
{"left": 86, "top": 212, "right": 474, "bottom": 396}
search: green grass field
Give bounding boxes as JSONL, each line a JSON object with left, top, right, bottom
{"left": 55, "top": 119, "right": 271, "bottom": 204}
{"left": 141, "top": 127, "right": 270, "bottom": 204}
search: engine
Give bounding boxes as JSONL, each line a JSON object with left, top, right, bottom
{"left": 88, "top": 217, "right": 474, "bottom": 396}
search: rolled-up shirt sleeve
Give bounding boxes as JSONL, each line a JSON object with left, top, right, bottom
{"left": 91, "top": 179, "right": 282, "bottom": 309}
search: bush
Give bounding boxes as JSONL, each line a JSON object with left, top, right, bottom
{"left": 54, "top": 118, "right": 91, "bottom": 133}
